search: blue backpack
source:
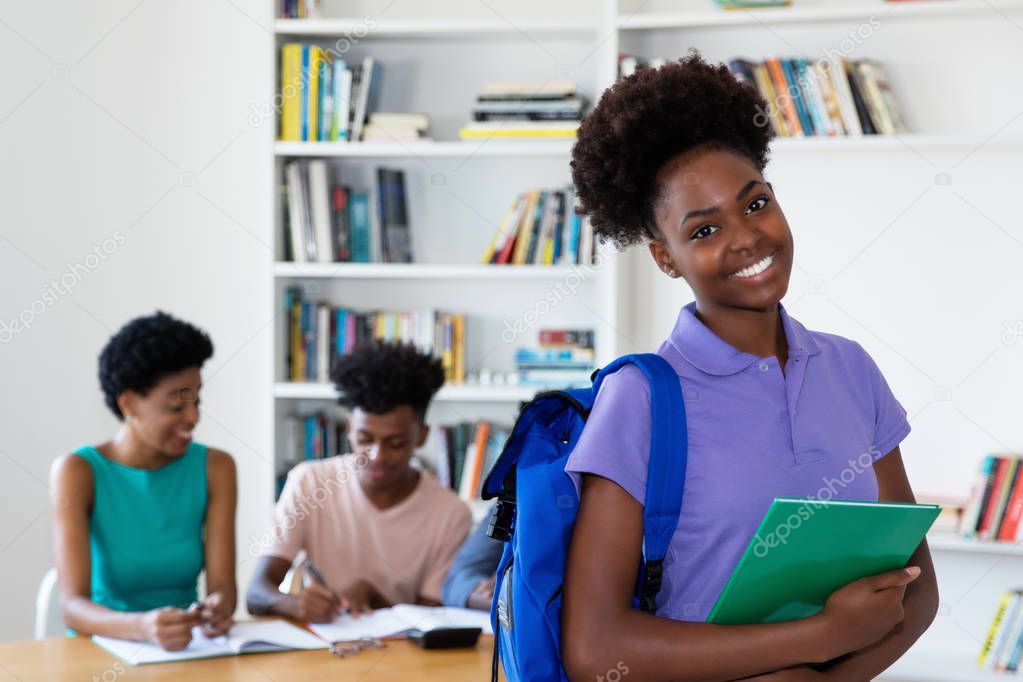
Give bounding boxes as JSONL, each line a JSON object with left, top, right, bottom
{"left": 480, "top": 353, "right": 688, "bottom": 681}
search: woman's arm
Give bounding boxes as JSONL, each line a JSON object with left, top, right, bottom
{"left": 817, "top": 447, "right": 939, "bottom": 680}
{"left": 562, "top": 475, "right": 904, "bottom": 682}
{"left": 200, "top": 449, "right": 237, "bottom": 636}
{"left": 49, "top": 453, "right": 199, "bottom": 649}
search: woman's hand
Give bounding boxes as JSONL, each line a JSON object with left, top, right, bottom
{"left": 339, "top": 579, "right": 389, "bottom": 615}
{"left": 198, "top": 591, "right": 234, "bottom": 637}
{"left": 817, "top": 566, "right": 921, "bottom": 659}
{"left": 140, "top": 606, "right": 201, "bottom": 651}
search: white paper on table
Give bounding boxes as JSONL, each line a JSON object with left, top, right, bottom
{"left": 92, "top": 619, "right": 327, "bottom": 665}
{"left": 309, "top": 604, "right": 493, "bottom": 643}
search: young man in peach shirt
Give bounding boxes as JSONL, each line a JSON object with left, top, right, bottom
{"left": 246, "top": 341, "right": 471, "bottom": 621}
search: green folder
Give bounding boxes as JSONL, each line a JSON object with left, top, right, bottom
{"left": 707, "top": 498, "right": 940, "bottom": 625}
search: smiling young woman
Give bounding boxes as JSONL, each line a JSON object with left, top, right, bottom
{"left": 49, "top": 311, "right": 237, "bottom": 651}
{"left": 560, "top": 52, "right": 938, "bottom": 681}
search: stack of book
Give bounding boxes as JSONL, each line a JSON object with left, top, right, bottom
{"left": 727, "top": 57, "right": 906, "bottom": 137}
{"left": 516, "top": 330, "right": 595, "bottom": 389}
{"left": 429, "top": 421, "right": 511, "bottom": 501}
{"left": 280, "top": 47, "right": 406, "bottom": 143}
{"left": 960, "top": 455, "right": 1023, "bottom": 542}
{"left": 363, "top": 113, "right": 430, "bottom": 142}
{"left": 283, "top": 288, "right": 467, "bottom": 385}
{"left": 978, "top": 589, "right": 1023, "bottom": 673}
{"left": 278, "top": 0, "right": 319, "bottom": 18}
{"left": 276, "top": 412, "right": 350, "bottom": 495}
{"left": 460, "top": 82, "right": 584, "bottom": 140}
{"left": 283, "top": 161, "right": 411, "bottom": 263}
{"left": 482, "top": 188, "right": 595, "bottom": 266}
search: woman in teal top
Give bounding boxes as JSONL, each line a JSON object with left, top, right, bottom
{"left": 50, "top": 311, "right": 237, "bottom": 651}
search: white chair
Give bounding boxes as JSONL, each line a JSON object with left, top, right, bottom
{"left": 35, "top": 567, "right": 65, "bottom": 639}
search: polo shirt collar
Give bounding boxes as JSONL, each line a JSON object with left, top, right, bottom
{"left": 668, "top": 301, "right": 821, "bottom": 376}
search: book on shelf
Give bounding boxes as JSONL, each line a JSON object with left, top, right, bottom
{"left": 279, "top": 46, "right": 388, "bottom": 142}
{"left": 620, "top": 54, "right": 905, "bottom": 138}
{"left": 484, "top": 187, "right": 595, "bottom": 267}
{"left": 276, "top": 412, "right": 351, "bottom": 496}
{"left": 460, "top": 81, "right": 585, "bottom": 140}
{"left": 515, "top": 330, "right": 596, "bottom": 389}
{"left": 979, "top": 589, "right": 1023, "bottom": 672}
{"left": 282, "top": 160, "right": 411, "bottom": 263}
{"left": 283, "top": 288, "right": 466, "bottom": 385}
{"left": 432, "top": 421, "right": 511, "bottom": 501}
{"left": 959, "top": 455, "right": 1023, "bottom": 542}
{"left": 727, "top": 56, "right": 906, "bottom": 138}
{"left": 278, "top": 0, "right": 320, "bottom": 19}
{"left": 363, "top": 112, "right": 431, "bottom": 142}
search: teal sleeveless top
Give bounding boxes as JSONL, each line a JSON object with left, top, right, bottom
{"left": 75, "top": 443, "right": 208, "bottom": 613}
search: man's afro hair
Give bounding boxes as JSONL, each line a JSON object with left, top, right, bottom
{"left": 331, "top": 340, "right": 445, "bottom": 417}
{"left": 571, "top": 50, "right": 775, "bottom": 248}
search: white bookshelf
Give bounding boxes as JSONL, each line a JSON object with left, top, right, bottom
{"left": 270, "top": 0, "right": 620, "bottom": 503}
{"left": 269, "top": 2, "right": 1023, "bottom": 679}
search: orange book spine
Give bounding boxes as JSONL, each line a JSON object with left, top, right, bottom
{"left": 766, "top": 58, "right": 802, "bottom": 136}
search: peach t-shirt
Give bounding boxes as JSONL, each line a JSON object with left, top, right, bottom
{"left": 265, "top": 455, "right": 472, "bottom": 604}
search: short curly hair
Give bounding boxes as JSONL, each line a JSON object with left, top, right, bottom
{"left": 571, "top": 50, "right": 775, "bottom": 248}
{"left": 331, "top": 340, "right": 445, "bottom": 418}
{"left": 98, "top": 311, "right": 214, "bottom": 419}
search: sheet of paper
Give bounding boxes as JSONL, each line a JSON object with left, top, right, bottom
{"left": 309, "top": 608, "right": 412, "bottom": 642}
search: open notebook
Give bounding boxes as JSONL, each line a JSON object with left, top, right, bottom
{"left": 310, "top": 604, "right": 493, "bottom": 643}
{"left": 92, "top": 619, "right": 328, "bottom": 665}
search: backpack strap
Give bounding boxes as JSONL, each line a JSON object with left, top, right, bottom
{"left": 593, "top": 353, "right": 687, "bottom": 614}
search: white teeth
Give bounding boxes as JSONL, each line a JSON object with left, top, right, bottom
{"left": 731, "top": 252, "right": 775, "bottom": 279}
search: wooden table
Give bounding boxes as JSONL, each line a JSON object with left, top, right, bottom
{"left": 0, "top": 635, "right": 496, "bottom": 681}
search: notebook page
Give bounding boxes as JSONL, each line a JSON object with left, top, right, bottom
{"left": 227, "top": 619, "right": 329, "bottom": 652}
{"left": 92, "top": 628, "right": 232, "bottom": 665}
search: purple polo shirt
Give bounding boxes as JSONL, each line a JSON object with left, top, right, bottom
{"left": 565, "top": 301, "right": 911, "bottom": 622}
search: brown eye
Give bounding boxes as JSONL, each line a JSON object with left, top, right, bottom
{"left": 746, "top": 196, "right": 769, "bottom": 214}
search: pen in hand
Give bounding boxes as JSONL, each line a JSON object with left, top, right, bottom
{"left": 300, "top": 558, "right": 343, "bottom": 623}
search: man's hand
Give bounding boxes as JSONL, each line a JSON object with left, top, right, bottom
{"left": 466, "top": 576, "right": 496, "bottom": 611}
{"left": 296, "top": 582, "right": 342, "bottom": 623}
{"left": 339, "top": 580, "right": 390, "bottom": 615}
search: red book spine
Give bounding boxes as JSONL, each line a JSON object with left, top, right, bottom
{"left": 999, "top": 464, "right": 1023, "bottom": 541}
{"left": 980, "top": 457, "right": 1009, "bottom": 539}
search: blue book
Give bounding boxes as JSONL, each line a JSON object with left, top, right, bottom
{"left": 569, "top": 211, "right": 581, "bottom": 264}
{"left": 331, "top": 59, "right": 350, "bottom": 141}
{"left": 781, "top": 59, "right": 814, "bottom": 136}
{"left": 318, "top": 55, "right": 332, "bottom": 142}
{"left": 300, "top": 45, "right": 310, "bottom": 141}
{"left": 335, "top": 309, "right": 346, "bottom": 356}
{"left": 349, "top": 192, "right": 372, "bottom": 263}
{"left": 795, "top": 59, "right": 827, "bottom": 136}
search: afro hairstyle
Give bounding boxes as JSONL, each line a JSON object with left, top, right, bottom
{"left": 571, "top": 50, "right": 775, "bottom": 248}
{"left": 330, "top": 340, "right": 445, "bottom": 418}
{"left": 98, "top": 310, "right": 214, "bottom": 419}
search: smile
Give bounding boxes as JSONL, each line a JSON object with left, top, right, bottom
{"left": 729, "top": 250, "right": 777, "bottom": 279}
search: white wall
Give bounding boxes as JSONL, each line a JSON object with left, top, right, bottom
{"left": 0, "top": 0, "right": 274, "bottom": 642}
